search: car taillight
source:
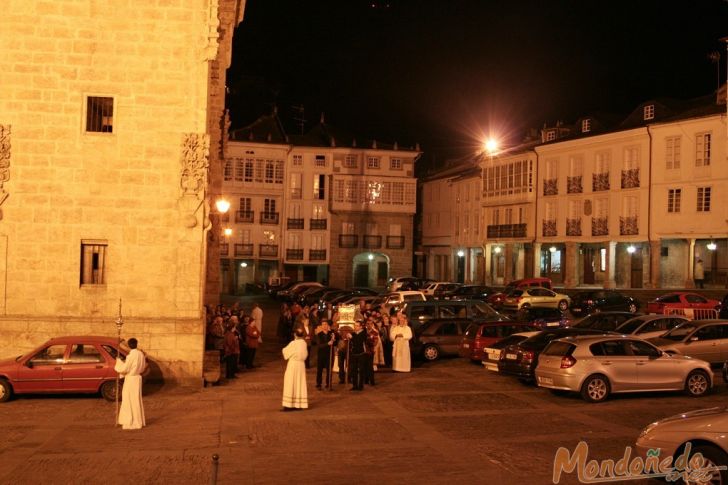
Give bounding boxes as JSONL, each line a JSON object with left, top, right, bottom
{"left": 585, "top": 299, "right": 593, "bottom": 306}
{"left": 522, "top": 350, "right": 534, "bottom": 362}
{"left": 560, "top": 356, "right": 577, "bottom": 368}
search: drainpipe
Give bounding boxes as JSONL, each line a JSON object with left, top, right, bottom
{"left": 533, "top": 148, "right": 540, "bottom": 278}
{"left": 646, "top": 126, "right": 653, "bottom": 288}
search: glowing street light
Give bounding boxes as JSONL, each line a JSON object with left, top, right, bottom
{"left": 457, "top": 250, "right": 465, "bottom": 258}
{"left": 215, "top": 198, "right": 230, "bottom": 214}
{"left": 240, "top": 262, "right": 248, "bottom": 268}
{"left": 549, "top": 246, "right": 557, "bottom": 253}
{"left": 223, "top": 228, "right": 232, "bottom": 237}
{"left": 367, "top": 253, "right": 374, "bottom": 261}
{"left": 627, "top": 245, "right": 636, "bottom": 254}
{"left": 493, "top": 246, "right": 502, "bottom": 254}
{"left": 484, "top": 138, "right": 499, "bottom": 155}
{"left": 707, "top": 241, "right": 717, "bottom": 251}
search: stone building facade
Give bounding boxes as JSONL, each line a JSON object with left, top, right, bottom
{"left": 0, "top": 0, "right": 246, "bottom": 385}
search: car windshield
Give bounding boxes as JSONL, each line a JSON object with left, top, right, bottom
{"left": 472, "top": 303, "right": 511, "bottom": 321}
{"left": 661, "top": 323, "right": 697, "bottom": 341}
{"left": 615, "top": 318, "right": 645, "bottom": 334}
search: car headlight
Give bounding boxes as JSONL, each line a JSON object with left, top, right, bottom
{"left": 639, "top": 422, "right": 659, "bottom": 439}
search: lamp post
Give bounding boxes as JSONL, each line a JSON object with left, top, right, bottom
{"left": 114, "top": 298, "right": 124, "bottom": 427}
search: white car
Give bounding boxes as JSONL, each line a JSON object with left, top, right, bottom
{"left": 636, "top": 407, "right": 728, "bottom": 483}
{"left": 483, "top": 331, "right": 540, "bottom": 372}
{"left": 380, "top": 291, "right": 426, "bottom": 313}
{"left": 422, "top": 282, "right": 459, "bottom": 298}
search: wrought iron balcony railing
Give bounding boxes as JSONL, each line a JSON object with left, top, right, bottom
{"left": 543, "top": 178, "right": 558, "bottom": 196}
{"left": 621, "top": 168, "right": 640, "bottom": 189}
{"left": 309, "top": 249, "right": 327, "bottom": 261}
{"left": 363, "top": 235, "right": 382, "bottom": 249}
{"left": 591, "top": 217, "right": 608, "bottom": 236}
{"left": 339, "top": 234, "right": 358, "bottom": 248}
{"left": 542, "top": 219, "right": 557, "bottom": 237}
{"left": 310, "top": 218, "right": 327, "bottom": 230}
{"left": 566, "top": 218, "right": 582, "bottom": 236}
{"left": 260, "top": 212, "right": 279, "bottom": 225}
{"left": 592, "top": 172, "right": 610, "bottom": 192}
{"left": 289, "top": 188, "right": 302, "bottom": 199}
{"left": 386, "top": 235, "right": 405, "bottom": 249}
{"left": 486, "top": 223, "right": 527, "bottom": 239}
{"left": 259, "top": 244, "right": 279, "bottom": 257}
{"left": 620, "top": 216, "right": 638, "bottom": 235}
{"left": 235, "top": 210, "right": 254, "bottom": 223}
{"left": 286, "top": 248, "right": 303, "bottom": 260}
{"left": 287, "top": 218, "right": 304, "bottom": 229}
{"left": 567, "top": 175, "right": 583, "bottom": 194}
{"left": 234, "top": 243, "right": 254, "bottom": 257}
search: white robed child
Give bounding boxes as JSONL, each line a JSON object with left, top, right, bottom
{"left": 114, "top": 337, "right": 147, "bottom": 430}
{"left": 390, "top": 315, "right": 412, "bottom": 372}
{"left": 282, "top": 328, "right": 309, "bottom": 410}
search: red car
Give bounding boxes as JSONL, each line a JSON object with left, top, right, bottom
{"left": 0, "top": 336, "right": 127, "bottom": 403}
{"left": 646, "top": 292, "right": 721, "bottom": 315}
{"left": 459, "top": 321, "right": 540, "bottom": 361}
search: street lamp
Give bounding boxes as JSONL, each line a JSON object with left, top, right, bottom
{"left": 457, "top": 250, "right": 465, "bottom": 258}
{"left": 215, "top": 198, "right": 231, "bottom": 214}
{"left": 223, "top": 228, "right": 232, "bottom": 237}
{"left": 627, "top": 245, "right": 636, "bottom": 254}
{"left": 368, "top": 253, "right": 374, "bottom": 261}
{"left": 549, "top": 246, "right": 557, "bottom": 253}
{"left": 493, "top": 246, "right": 502, "bottom": 254}
{"left": 707, "top": 241, "right": 717, "bottom": 251}
{"left": 483, "top": 138, "right": 499, "bottom": 155}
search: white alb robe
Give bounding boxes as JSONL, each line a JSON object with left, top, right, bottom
{"left": 390, "top": 325, "right": 412, "bottom": 372}
{"left": 115, "top": 348, "right": 146, "bottom": 430}
{"left": 282, "top": 338, "right": 308, "bottom": 409}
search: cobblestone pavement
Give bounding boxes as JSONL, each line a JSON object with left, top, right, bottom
{"left": 1, "top": 297, "right": 726, "bottom": 485}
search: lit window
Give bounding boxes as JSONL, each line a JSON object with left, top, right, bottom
{"left": 86, "top": 96, "right": 113, "bottom": 133}
{"left": 81, "top": 241, "right": 107, "bottom": 285}
{"left": 545, "top": 130, "right": 556, "bottom": 141}
{"left": 643, "top": 105, "right": 655, "bottom": 120}
{"left": 581, "top": 119, "right": 591, "bottom": 133}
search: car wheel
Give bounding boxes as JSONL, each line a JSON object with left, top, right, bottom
{"left": 0, "top": 379, "right": 12, "bottom": 403}
{"left": 680, "top": 445, "right": 728, "bottom": 484}
{"left": 423, "top": 344, "right": 439, "bottom": 361}
{"left": 100, "top": 380, "right": 118, "bottom": 402}
{"left": 580, "top": 374, "right": 610, "bottom": 403}
{"left": 558, "top": 300, "right": 569, "bottom": 312}
{"left": 628, "top": 303, "right": 638, "bottom": 313}
{"left": 684, "top": 369, "right": 710, "bottom": 397}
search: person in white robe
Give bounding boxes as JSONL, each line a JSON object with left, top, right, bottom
{"left": 251, "top": 302, "right": 264, "bottom": 343}
{"left": 390, "top": 314, "right": 412, "bottom": 372}
{"left": 114, "top": 338, "right": 147, "bottom": 430}
{"left": 282, "top": 328, "right": 309, "bottom": 410}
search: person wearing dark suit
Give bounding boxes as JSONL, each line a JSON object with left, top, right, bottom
{"left": 348, "top": 321, "right": 368, "bottom": 391}
{"left": 314, "top": 320, "right": 335, "bottom": 389}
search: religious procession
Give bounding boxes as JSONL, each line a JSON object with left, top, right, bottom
{"left": 205, "top": 297, "right": 414, "bottom": 412}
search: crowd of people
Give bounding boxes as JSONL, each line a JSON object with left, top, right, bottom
{"left": 206, "top": 298, "right": 415, "bottom": 412}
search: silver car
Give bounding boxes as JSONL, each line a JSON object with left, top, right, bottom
{"left": 636, "top": 407, "right": 728, "bottom": 483}
{"left": 649, "top": 320, "right": 728, "bottom": 365}
{"left": 535, "top": 335, "right": 713, "bottom": 403}
{"left": 614, "top": 314, "right": 689, "bottom": 340}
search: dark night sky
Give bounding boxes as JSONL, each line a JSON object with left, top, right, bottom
{"left": 227, "top": 0, "right": 728, "bottom": 168}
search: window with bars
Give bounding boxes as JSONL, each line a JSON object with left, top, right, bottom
{"left": 80, "top": 241, "right": 107, "bottom": 285}
{"left": 367, "top": 156, "right": 380, "bottom": 169}
{"left": 697, "top": 187, "right": 711, "bottom": 212}
{"left": 264, "top": 161, "right": 274, "bottom": 183}
{"left": 643, "top": 105, "right": 655, "bottom": 120}
{"left": 223, "top": 160, "right": 233, "bottom": 181}
{"left": 315, "top": 155, "right": 326, "bottom": 167}
{"left": 264, "top": 198, "right": 276, "bottom": 215}
{"left": 86, "top": 96, "right": 113, "bottom": 133}
{"left": 244, "top": 160, "right": 253, "bottom": 182}
{"left": 239, "top": 197, "right": 251, "bottom": 212}
{"left": 696, "top": 133, "right": 711, "bottom": 167}
{"left": 254, "top": 159, "right": 264, "bottom": 182}
{"left": 667, "top": 189, "right": 681, "bottom": 213}
{"left": 666, "top": 136, "right": 681, "bottom": 170}
{"left": 344, "top": 155, "right": 357, "bottom": 168}
{"left": 390, "top": 158, "right": 402, "bottom": 170}
{"left": 274, "top": 161, "right": 284, "bottom": 184}
{"left": 292, "top": 154, "right": 303, "bottom": 166}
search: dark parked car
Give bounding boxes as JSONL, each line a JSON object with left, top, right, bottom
{"left": 498, "top": 328, "right": 612, "bottom": 381}
{"left": 441, "top": 285, "right": 495, "bottom": 302}
{"left": 570, "top": 290, "right": 639, "bottom": 316}
{"left": 568, "top": 311, "right": 637, "bottom": 332}
{"left": 719, "top": 293, "right": 728, "bottom": 319}
{"left": 298, "top": 286, "right": 341, "bottom": 307}
{"left": 402, "top": 299, "right": 512, "bottom": 335}
{"left": 0, "top": 336, "right": 129, "bottom": 403}
{"left": 513, "top": 307, "right": 571, "bottom": 328}
{"left": 414, "top": 319, "right": 472, "bottom": 361}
